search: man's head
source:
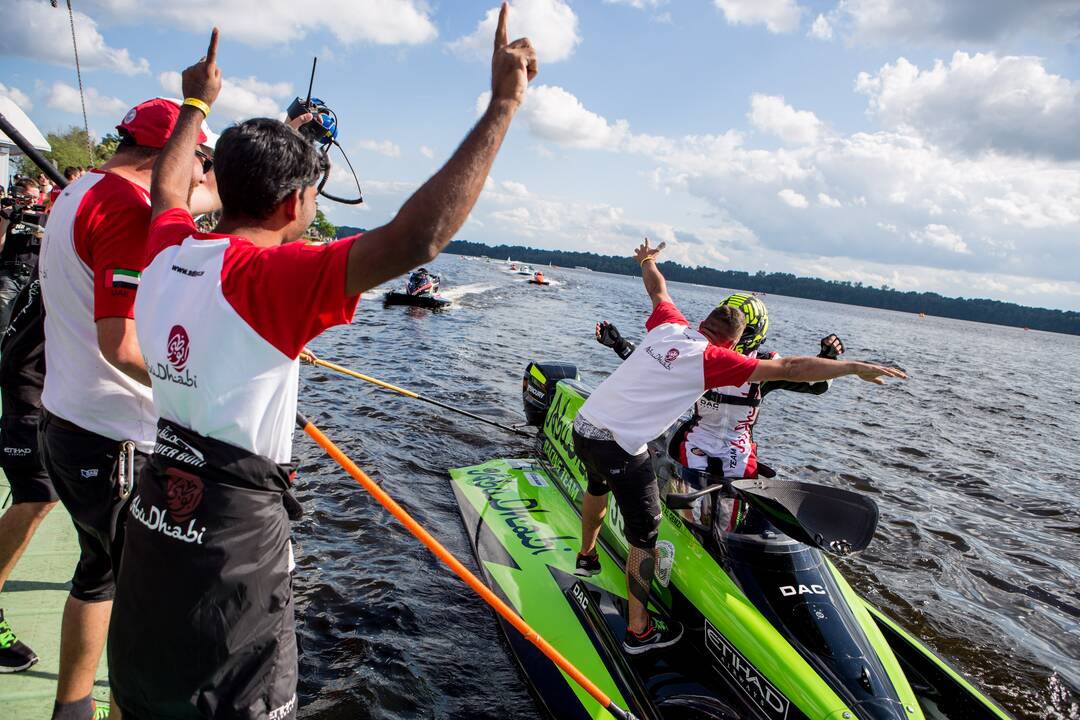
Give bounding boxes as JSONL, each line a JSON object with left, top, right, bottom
{"left": 698, "top": 305, "right": 746, "bottom": 349}
{"left": 63, "top": 166, "right": 80, "bottom": 181}
{"left": 213, "top": 118, "right": 328, "bottom": 242}
{"left": 13, "top": 177, "right": 39, "bottom": 199}
{"left": 716, "top": 293, "right": 769, "bottom": 355}
{"left": 112, "top": 99, "right": 212, "bottom": 197}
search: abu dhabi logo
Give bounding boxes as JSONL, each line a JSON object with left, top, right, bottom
{"left": 166, "top": 325, "right": 190, "bottom": 371}
{"left": 645, "top": 344, "right": 680, "bottom": 370}
{"left": 166, "top": 468, "right": 204, "bottom": 524}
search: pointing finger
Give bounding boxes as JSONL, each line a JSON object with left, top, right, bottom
{"left": 206, "top": 27, "right": 220, "bottom": 66}
{"left": 495, "top": 2, "right": 509, "bottom": 50}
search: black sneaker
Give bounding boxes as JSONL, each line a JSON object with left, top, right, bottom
{"left": 0, "top": 609, "right": 38, "bottom": 673}
{"left": 574, "top": 552, "right": 601, "bottom": 577}
{"left": 623, "top": 616, "right": 684, "bottom": 655}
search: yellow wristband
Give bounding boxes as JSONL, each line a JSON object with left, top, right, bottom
{"left": 183, "top": 97, "right": 210, "bottom": 118}
{"left": 640, "top": 255, "right": 656, "bottom": 266}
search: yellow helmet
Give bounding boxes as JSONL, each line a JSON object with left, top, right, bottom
{"left": 718, "top": 293, "right": 769, "bottom": 354}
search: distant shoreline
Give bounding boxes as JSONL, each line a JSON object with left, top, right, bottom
{"left": 332, "top": 228, "right": 1079, "bottom": 336}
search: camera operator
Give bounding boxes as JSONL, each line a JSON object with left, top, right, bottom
{"left": 0, "top": 177, "right": 45, "bottom": 329}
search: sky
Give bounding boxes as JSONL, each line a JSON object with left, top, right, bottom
{"left": 2, "top": 0, "right": 1080, "bottom": 311}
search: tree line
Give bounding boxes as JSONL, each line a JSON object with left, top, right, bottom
{"left": 435, "top": 239, "right": 1080, "bottom": 336}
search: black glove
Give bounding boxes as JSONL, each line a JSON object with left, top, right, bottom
{"left": 596, "top": 321, "right": 635, "bottom": 360}
{"left": 819, "top": 333, "right": 844, "bottom": 359}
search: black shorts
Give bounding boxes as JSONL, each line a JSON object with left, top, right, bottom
{"left": 1, "top": 413, "right": 55, "bottom": 504}
{"left": 572, "top": 428, "right": 661, "bottom": 550}
{"left": 110, "top": 420, "right": 298, "bottom": 720}
{"left": 38, "top": 410, "right": 146, "bottom": 603}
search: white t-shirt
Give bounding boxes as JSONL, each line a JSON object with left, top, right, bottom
{"left": 135, "top": 209, "right": 360, "bottom": 463}
{"left": 39, "top": 170, "right": 157, "bottom": 450}
{"left": 578, "top": 301, "right": 759, "bottom": 455}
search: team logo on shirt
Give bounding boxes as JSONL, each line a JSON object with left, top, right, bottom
{"left": 167, "top": 325, "right": 191, "bottom": 371}
{"left": 166, "top": 468, "right": 205, "bottom": 523}
{"left": 645, "top": 344, "right": 680, "bottom": 370}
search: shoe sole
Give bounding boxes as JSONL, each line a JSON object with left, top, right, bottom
{"left": 0, "top": 655, "right": 39, "bottom": 673}
{"left": 573, "top": 567, "right": 600, "bottom": 577}
{"left": 622, "top": 628, "right": 684, "bottom": 655}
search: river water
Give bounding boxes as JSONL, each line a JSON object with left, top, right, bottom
{"left": 293, "top": 255, "right": 1080, "bottom": 719}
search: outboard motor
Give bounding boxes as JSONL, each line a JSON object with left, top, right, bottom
{"left": 522, "top": 362, "right": 579, "bottom": 426}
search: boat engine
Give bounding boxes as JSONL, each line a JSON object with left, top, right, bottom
{"left": 522, "top": 362, "right": 579, "bottom": 426}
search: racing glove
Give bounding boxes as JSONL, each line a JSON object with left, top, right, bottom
{"left": 596, "top": 321, "right": 635, "bottom": 360}
{"left": 818, "top": 334, "right": 845, "bottom": 360}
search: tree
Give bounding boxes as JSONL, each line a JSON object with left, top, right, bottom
{"left": 15, "top": 126, "right": 100, "bottom": 178}
{"left": 95, "top": 133, "right": 121, "bottom": 164}
{"left": 307, "top": 207, "right": 336, "bottom": 240}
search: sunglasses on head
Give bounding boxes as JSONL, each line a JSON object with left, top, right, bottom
{"left": 194, "top": 150, "right": 213, "bottom": 174}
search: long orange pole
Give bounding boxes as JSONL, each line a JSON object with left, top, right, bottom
{"left": 297, "top": 414, "right": 638, "bottom": 720}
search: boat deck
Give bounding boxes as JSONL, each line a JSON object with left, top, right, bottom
{"left": 1, "top": 472, "right": 111, "bottom": 719}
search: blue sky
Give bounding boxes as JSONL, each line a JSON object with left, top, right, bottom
{"left": 3, "top": 0, "right": 1080, "bottom": 310}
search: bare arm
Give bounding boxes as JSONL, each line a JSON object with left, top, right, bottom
{"left": 97, "top": 318, "right": 150, "bottom": 386}
{"left": 151, "top": 30, "right": 222, "bottom": 222}
{"left": 344, "top": 3, "right": 537, "bottom": 296}
{"left": 750, "top": 356, "right": 906, "bottom": 385}
{"left": 633, "top": 238, "right": 672, "bottom": 309}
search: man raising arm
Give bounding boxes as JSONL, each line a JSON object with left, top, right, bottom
{"left": 110, "top": 11, "right": 537, "bottom": 719}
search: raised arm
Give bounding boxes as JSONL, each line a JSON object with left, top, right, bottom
{"left": 151, "top": 29, "right": 222, "bottom": 221}
{"left": 344, "top": 3, "right": 537, "bottom": 296}
{"left": 634, "top": 238, "right": 672, "bottom": 309}
{"left": 750, "top": 355, "right": 905, "bottom": 385}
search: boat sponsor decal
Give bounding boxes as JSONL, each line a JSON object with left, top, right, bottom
{"left": 524, "top": 471, "right": 548, "bottom": 488}
{"left": 462, "top": 467, "right": 574, "bottom": 557}
{"left": 540, "top": 389, "right": 587, "bottom": 502}
{"left": 129, "top": 494, "right": 206, "bottom": 545}
{"left": 780, "top": 584, "right": 828, "bottom": 598}
{"left": 655, "top": 540, "right": 675, "bottom": 587}
{"left": 705, "top": 620, "right": 790, "bottom": 720}
{"left": 570, "top": 581, "right": 591, "bottom": 611}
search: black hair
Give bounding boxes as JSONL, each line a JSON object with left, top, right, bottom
{"left": 214, "top": 118, "right": 328, "bottom": 220}
{"left": 64, "top": 166, "right": 79, "bottom": 180}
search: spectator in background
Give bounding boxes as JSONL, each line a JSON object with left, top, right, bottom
{"left": 47, "top": 167, "right": 82, "bottom": 210}
{"left": 0, "top": 176, "right": 44, "bottom": 329}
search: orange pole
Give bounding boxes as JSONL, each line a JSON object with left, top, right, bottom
{"left": 297, "top": 415, "right": 637, "bottom": 720}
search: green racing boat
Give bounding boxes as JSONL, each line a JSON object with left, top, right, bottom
{"left": 449, "top": 361, "right": 1014, "bottom": 720}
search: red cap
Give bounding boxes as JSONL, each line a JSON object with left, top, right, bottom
{"left": 116, "top": 98, "right": 207, "bottom": 149}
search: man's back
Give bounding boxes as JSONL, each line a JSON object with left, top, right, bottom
{"left": 39, "top": 170, "right": 155, "bottom": 450}
{"left": 580, "top": 302, "right": 757, "bottom": 456}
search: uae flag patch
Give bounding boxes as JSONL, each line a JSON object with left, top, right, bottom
{"left": 109, "top": 268, "right": 141, "bottom": 290}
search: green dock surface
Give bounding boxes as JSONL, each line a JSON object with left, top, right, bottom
{"left": 1, "top": 473, "right": 111, "bottom": 719}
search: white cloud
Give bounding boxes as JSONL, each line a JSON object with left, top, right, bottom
{"left": 0, "top": 83, "right": 31, "bottom": 110}
{"left": 499, "top": 83, "right": 1080, "bottom": 294}
{"left": 419, "top": 145, "right": 435, "bottom": 159}
{"left": 828, "top": 0, "right": 1080, "bottom": 46}
{"left": 46, "top": 82, "right": 128, "bottom": 117}
{"left": 713, "top": 0, "right": 803, "bottom": 34}
{"left": 808, "top": 13, "right": 833, "bottom": 40}
{"left": 748, "top": 94, "right": 824, "bottom": 145}
{"left": 778, "top": 188, "right": 809, "bottom": 208}
{"left": 160, "top": 72, "right": 293, "bottom": 122}
{"left": 450, "top": 0, "right": 581, "bottom": 64}
{"left": 357, "top": 139, "right": 402, "bottom": 158}
{"left": 910, "top": 224, "right": 970, "bottom": 253}
{"left": 501, "top": 180, "right": 530, "bottom": 197}
{"left": 818, "top": 192, "right": 841, "bottom": 208}
{"left": 856, "top": 52, "right": 1080, "bottom": 160}
{"left": 603, "top": 0, "right": 667, "bottom": 7}
{"left": 0, "top": 1, "right": 148, "bottom": 75}
{"left": 82, "top": 0, "right": 436, "bottom": 46}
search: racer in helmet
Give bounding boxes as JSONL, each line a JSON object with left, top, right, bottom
{"left": 596, "top": 292, "right": 844, "bottom": 486}
{"left": 406, "top": 268, "right": 439, "bottom": 297}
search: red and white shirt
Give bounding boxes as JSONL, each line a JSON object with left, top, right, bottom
{"left": 39, "top": 170, "right": 157, "bottom": 450}
{"left": 578, "top": 301, "right": 759, "bottom": 456}
{"left": 135, "top": 209, "right": 360, "bottom": 464}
